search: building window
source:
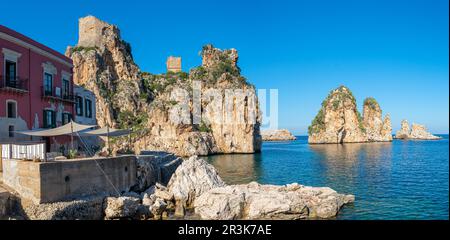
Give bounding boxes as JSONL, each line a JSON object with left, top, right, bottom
{"left": 5, "top": 60, "right": 17, "bottom": 86}
{"left": 8, "top": 125, "right": 14, "bottom": 138}
{"left": 76, "top": 96, "right": 83, "bottom": 116}
{"left": 62, "top": 79, "right": 70, "bottom": 98}
{"left": 6, "top": 100, "right": 17, "bottom": 118}
{"left": 44, "top": 73, "right": 53, "bottom": 96}
{"left": 85, "top": 99, "right": 92, "bottom": 118}
{"left": 43, "top": 110, "right": 56, "bottom": 128}
{"left": 62, "top": 112, "right": 72, "bottom": 125}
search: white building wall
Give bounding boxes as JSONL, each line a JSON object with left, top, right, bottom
{"left": 74, "top": 85, "right": 97, "bottom": 125}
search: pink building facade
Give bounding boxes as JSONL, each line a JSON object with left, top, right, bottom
{"left": 0, "top": 25, "right": 74, "bottom": 152}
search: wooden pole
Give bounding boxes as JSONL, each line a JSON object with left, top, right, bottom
{"left": 0, "top": 144, "right": 3, "bottom": 172}
{"left": 107, "top": 124, "right": 110, "bottom": 156}
{"left": 128, "top": 128, "right": 132, "bottom": 153}
{"left": 70, "top": 121, "right": 74, "bottom": 150}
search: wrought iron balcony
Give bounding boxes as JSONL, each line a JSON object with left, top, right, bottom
{"left": 41, "top": 86, "right": 55, "bottom": 98}
{"left": 0, "top": 75, "right": 29, "bottom": 92}
{"left": 41, "top": 86, "right": 76, "bottom": 103}
{"left": 62, "top": 93, "right": 76, "bottom": 103}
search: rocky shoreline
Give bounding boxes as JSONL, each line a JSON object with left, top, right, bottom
{"left": 261, "top": 129, "right": 296, "bottom": 141}
{"left": 4, "top": 156, "right": 354, "bottom": 220}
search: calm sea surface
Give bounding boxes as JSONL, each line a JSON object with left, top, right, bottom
{"left": 206, "top": 135, "right": 449, "bottom": 220}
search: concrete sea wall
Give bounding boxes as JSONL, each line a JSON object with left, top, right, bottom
{"left": 1, "top": 152, "right": 181, "bottom": 205}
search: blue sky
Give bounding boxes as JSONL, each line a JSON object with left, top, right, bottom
{"left": 1, "top": 0, "right": 448, "bottom": 134}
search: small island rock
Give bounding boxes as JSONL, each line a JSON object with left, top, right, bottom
{"left": 261, "top": 129, "right": 296, "bottom": 141}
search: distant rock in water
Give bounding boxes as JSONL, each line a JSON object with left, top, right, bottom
{"left": 395, "top": 120, "right": 441, "bottom": 140}
{"left": 395, "top": 120, "right": 411, "bottom": 139}
{"left": 261, "top": 129, "right": 296, "bottom": 141}
{"left": 66, "top": 16, "right": 261, "bottom": 156}
{"left": 308, "top": 86, "right": 392, "bottom": 144}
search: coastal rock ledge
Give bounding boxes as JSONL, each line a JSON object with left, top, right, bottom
{"left": 395, "top": 120, "right": 441, "bottom": 140}
{"left": 169, "top": 156, "right": 354, "bottom": 220}
{"left": 194, "top": 182, "right": 354, "bottom": 220}
{"left": 261, "top": 129, "right": 296, "bottom": 141}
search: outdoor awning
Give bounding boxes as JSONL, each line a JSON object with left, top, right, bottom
{"left": 15, "top": 122, "right": 97, "bottom": 137}
{"left": 78, "top": 127, "right": 131, "bottom": 137}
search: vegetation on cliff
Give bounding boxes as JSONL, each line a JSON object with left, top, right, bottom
{"left": 308, "top": 86, "right": 363, "bottom": 135}
{"left": 308, "top": 85, "right": 394, "bottom": 143}
{"left": 363, "top": 97, "right": 379, "bottom": 111}
{"left": 67, "top": 16, "right": 261, "bottom": 156}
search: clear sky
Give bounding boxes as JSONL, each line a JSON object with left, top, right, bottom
{"left": 1, "top": 0, "right": 448, "bottom": 134}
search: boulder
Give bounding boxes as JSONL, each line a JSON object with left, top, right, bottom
{"left": 103, "top": 196, "right": 141, "bottom": 220}
{"left": 154, "top": 183, "right": 173, "bottom": 201}
{"left": 167, "top": 156, "right": 226, "bottom": 209}
{"left": 194, "top": 182, "right": 354, "bottom": 220}
{"left": 150, "top": 198, "right": 167, "bottom": 219}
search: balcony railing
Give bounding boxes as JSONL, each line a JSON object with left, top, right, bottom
{"left": 41, "top": 86, "right": 76, "bottom": 103}
{"left": 62, "top": 94, "right": 75, "bottom": 103}
{"left": 0, "top": 75, "right": 29, "bottom": 92}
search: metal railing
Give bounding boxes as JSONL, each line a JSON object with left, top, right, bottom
{"left": 0, "top": 75, "right": 29, "bottom": 91}
{"left": 62, "top": 93, "right": 76, "bottom": 102}
{"left": 41, "top": 86, "right": 75, "bottom": 103}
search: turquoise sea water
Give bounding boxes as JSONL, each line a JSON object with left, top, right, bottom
{"left": 206, "top": 135, "right": 449, "bottom": 220}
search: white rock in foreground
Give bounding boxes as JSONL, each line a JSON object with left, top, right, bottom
{"left": 167, "top": 156, "right": 226, "bottom": 208}
{"left": 194, "top": 182, "right": 354, "bottom": 220}
{"left": 261, "top": 129, "right": 296, "bottom": 141}
{"left": 103, "top": 196, "right": 141, "bottom": 220}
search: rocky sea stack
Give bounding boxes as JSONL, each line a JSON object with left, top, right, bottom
{"left": 66, "top": 16, "right": 261, "bottom": 156}
{"left": 308, "top": 86, "right": 392, "bottom": 144}
{"left": 261, "top": 129, "right": 296, "bottom": 141}
{"left": 395, "top": 120, "right": 441, "bottom": 140}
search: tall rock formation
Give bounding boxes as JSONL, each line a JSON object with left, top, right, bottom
{"left": 66, "top": 16, "right": 261, "bottom": 156}
{"left": 308, "top": 86, "right": 392, "bottom": 144}
{"left": 362, "top": 97, "right": 393, "bottom": 141}
{"left": 308, "top": 86, "right": 367, "bottom": 144}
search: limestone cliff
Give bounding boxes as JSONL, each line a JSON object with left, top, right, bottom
{"left": 66, "top": 16, "right": 261, "bottom": 156}
{"left": 308, "top": 86, "right": 392, "bottom": 144}
{"left": 395, "top": 120, "right": 441, "bottom": 140}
